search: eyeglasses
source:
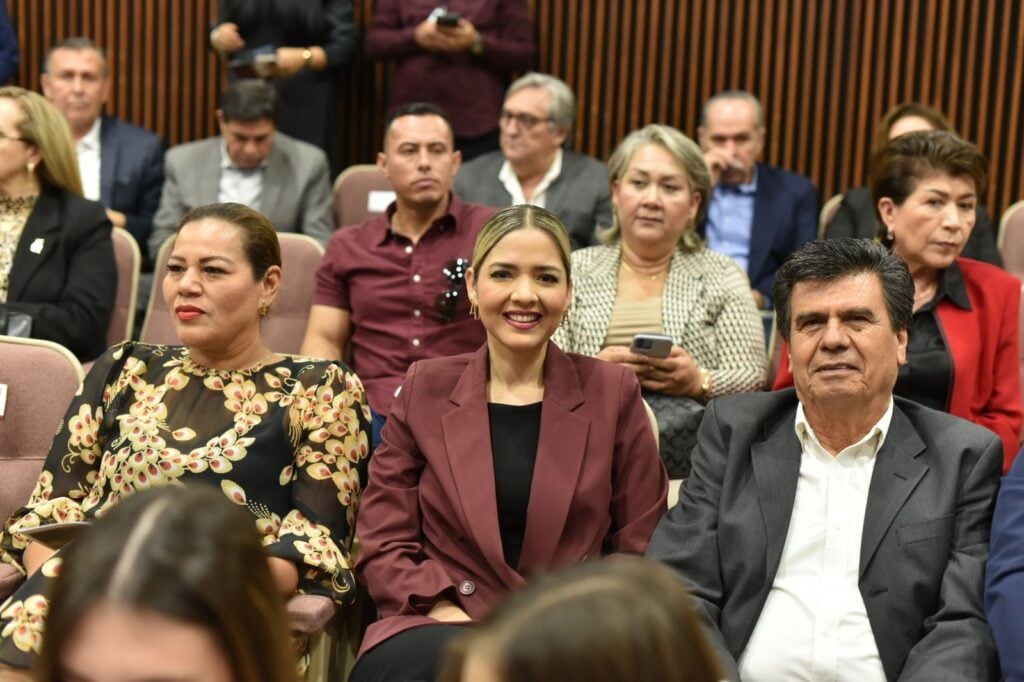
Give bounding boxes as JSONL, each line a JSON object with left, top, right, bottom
{"left": 434, "top": 257, "right": 470, "bottom": 323}
{"left": 0, "top": 132, "right": 24, "bottom": 144}
{"left": 499, "top": 109, "right": 551, "bottom": 130}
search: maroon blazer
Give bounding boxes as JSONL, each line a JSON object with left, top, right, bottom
{"left": 355, "top": 342, "right": 669, "bottom": 655}
{"left": 774, "top": 257, "right": 1022, "bottom": 472}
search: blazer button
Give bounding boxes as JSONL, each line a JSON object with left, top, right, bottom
{"left": 458, "top": 580, "right": 476, "bottom": 596}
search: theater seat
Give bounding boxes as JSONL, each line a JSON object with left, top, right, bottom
{"left": 107, "top": 227, "right": 142, "bottom": 347}
{"left": 999, "top": 200, "right": 1024, "bottom": 280}
{"left": 332, "top": 164, "right": 395, "bottom": 229}
{"left": 819, "top": 193, "right": 844, "bottom": 238}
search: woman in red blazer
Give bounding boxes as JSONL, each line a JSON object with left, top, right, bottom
{"left": 352, "top": 206, "right": 668, "bottom": 682}
{"left": 775, "top": 131, "right": 1021, "bottom": 471}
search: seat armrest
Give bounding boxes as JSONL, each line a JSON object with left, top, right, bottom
{"left": 287, "top": 594, "right": 336, "bottom": 634}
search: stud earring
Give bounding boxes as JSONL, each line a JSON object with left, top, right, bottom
{"left": 26, "top": 161, "right": 35, "bottom": 175}
{"left": 258, "top": 301, "right": 269, "bottom": 317}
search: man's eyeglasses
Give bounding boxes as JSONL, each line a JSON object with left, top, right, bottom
{"left": 499, "top": 109, "right": 551, "bottom": 130}
{"left": 435, "top": 258, "right": 470, "bottom": 323}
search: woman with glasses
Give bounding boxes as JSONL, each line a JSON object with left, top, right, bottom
{"left": 0, "top": 86, "right": 115, "bottom": 361}
{"left": 350, "top": 205, "right": 668, "bottom": 682}
{"left": 553, "top": 124, "right": 766, "bottom": 478}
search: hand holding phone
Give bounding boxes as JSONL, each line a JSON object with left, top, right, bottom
{"left": 630, "top": 333, "right": 674, "bottom": 359}
{"left": 436, "top": 12, "right": 462, "bottom": 27}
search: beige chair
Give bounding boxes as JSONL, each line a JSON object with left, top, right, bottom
{"left": 0, "top": 336, "right": 84, "bottom": 597}
{"left": 332, "top": 164, "right": 395, "bottom": 228}
{"left": 141, "top": 234, "right": 324, "bottom": 355}
{"left": 108, "top": 227, "right": 142, "bottom": 347}
{"left": 998, "top": 200, "right": 1024, "bottom": 279}
{"left": 818, "top": 192, "right": 844, "bottom": 238}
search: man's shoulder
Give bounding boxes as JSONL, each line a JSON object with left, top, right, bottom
{"left": 894, "top": 396, "right": 1001, "bottom": 449}
{"left": 272, "top": 131, "right": 329, "bottom": 163}
{"left": 757, "top": 163, "right": 816, "bottom": 194}
{"left": 451, "top": 199, "right": 498, "bottom": 231}
{"left": 166, "top": 136, "right": 219, "bottom": 162}
{"left": 102, "top": 115, "right": 162, "bottom": 148}
{"left": 560, "top": 149, "right": 608, "bottom": 176}
{"left": 458, "top": 150, "right": 505, "bottom": 175}
{"left": 324, "top": 214, "right": 390, "bottom": 251}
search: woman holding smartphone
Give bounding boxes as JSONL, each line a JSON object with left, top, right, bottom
{"left": 553, "top": 124, "right": 766, "bottom": 477}
{"left": 352, "top": 205, "right": 668, "bottom": 682}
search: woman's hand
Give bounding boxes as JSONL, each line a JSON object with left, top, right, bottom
{"left": 272, "top": 47, "right": 309, "bottom": 77}
{"left": 428, "top": 599, "right": 472, "bottom": 623}
{"left": 638, "top": 346, "right": 704, "bottom": 397}
{"left": 596, "top": 345, "right": 654, "bottom": 376}
{"left": 23, "top": 541, "right": 55, "bottom": 577}
{"left": 267, "top": 556, "right": 300, "bottom": 596}
{"left": 211, "top": 22, "right": 246, "bottom": 54}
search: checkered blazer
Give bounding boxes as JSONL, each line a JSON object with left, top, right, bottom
{"left": 552, "top": 242, "right": 767, "bottom": 397}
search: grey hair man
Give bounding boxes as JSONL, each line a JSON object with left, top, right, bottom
{"left": 454, "top": 72, "right": 611, "bottom": 249}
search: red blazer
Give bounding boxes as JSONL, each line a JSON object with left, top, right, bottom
{"left": 774, "top": 258, "right": 1022, "bottom": 471}
{"left": 355, "top": 342, "right": 669, "bottom": 655}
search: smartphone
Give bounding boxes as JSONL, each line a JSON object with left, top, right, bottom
{"left": 630, "top": 333, "right": 673, "bottom": 359}
{"left": 436, "top": 12, "right": 461, "bottom": 27}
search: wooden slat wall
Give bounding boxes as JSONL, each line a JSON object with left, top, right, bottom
{"left": 9, "top": 0, "right": 1024, "bottom": 219}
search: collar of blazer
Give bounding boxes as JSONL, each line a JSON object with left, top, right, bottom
{"left": 441, "top": 342, "right": 590, "bottom": 577}
{"left": 7, "top": 187, "right": 62, "bottom": 301}
{"left": 749, "top": 390, "right": 927, "bottom": 583}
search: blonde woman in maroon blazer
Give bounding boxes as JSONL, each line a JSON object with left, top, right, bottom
{"left": 352, "top": 205, "right": 668, "bottom": 682}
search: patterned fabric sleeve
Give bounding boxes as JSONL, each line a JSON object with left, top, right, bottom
{"left": 258, "top": 361, "right": 372, "bottom": 606}
{"left": 0, "top": 343, "right": 133, "bottom": 573}
{"left": 701, "top": 259, "right": 768, "bottom": 397}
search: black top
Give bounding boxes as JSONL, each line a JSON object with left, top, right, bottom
{"left": 488, "top": 401, "right": 542, "bottom": 569}
{"left": 895, "top": 262, "right": 972, "bottom": 411}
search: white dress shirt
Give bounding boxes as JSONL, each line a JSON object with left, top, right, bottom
{"left": 738, "top": 400, "right": 893, "bottom": 682}
{"left": 217, "top": 143, "right": 265, "bottom": 209}
{"left": 76, "top": 117, "right": 102, "bottom": 202}
{"left": 498, "top": 147, "right": 562, "bottom": 209}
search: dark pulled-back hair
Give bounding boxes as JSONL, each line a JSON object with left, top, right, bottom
{"left": 873, "top": 102, "right": 954, "bottom": 151}
{"left": 176, "top": 203, "right": 282, "bottom": 280}
{"left": 219, "top": 78, "right": 278, "bottom": 123}
{"left": 869, "top": 130, "right": 987, "bottom": 232}
{"left": 35, "top": 486, "right": 295, "bottom": 682}
{"left": 773, "top": 238, "right": 914, "bottom": 341}
{"left": 383, "top": 102, "right": 455, "bottom": 148}
{"left": 439, "top": 557, "right": 723, "bottom": 682}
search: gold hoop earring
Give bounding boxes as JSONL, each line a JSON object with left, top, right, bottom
{"left": 469, "top": 300, "right": 479, "bottom": 320}
{"left": 258, "top": 301, "right": 269, "bottom": 318}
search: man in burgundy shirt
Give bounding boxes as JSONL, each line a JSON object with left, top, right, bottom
{"left": 301, "top": 103, "right": 494, "bottom": 436}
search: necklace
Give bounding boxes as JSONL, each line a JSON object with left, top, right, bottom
{"left": 620, "top": 258, "right": 669, "bottom": 280}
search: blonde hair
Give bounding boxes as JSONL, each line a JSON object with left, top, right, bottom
{"left": 601, "top": 124, "right": 711, "bottom": 253}
{"left": 0, "top": 86, "right": 83, "bottom": 195}
{"left": 471, "top": 205, "right": 572, "bottom": 279}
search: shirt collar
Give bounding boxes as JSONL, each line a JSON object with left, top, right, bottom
{"left": 374, "top": 192, "right": 461, "bottom": 246}
{"left": 794, "top": 397, "right": 894, "bottom": 458}
{"left": 929, "top": 259, "right": 972, "bottom": 311}
{"left": 497, "top": 147, "right": 564, "bottom": 197}
{"left": 78, "top": 117, "right": 102, "bottom": 151}
{"left": 716, "top": 164, "right": 758, "bottom": 195}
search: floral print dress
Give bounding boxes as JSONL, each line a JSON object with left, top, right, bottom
{"left": 0, "top": 342, "right": 371, "bottom": 666}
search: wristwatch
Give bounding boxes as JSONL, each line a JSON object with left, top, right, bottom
{"left": 469, "top": 35, "right": 484, "bottom": 55}
{"left": 302, "top": 47, "right": 314, "bottom": 68}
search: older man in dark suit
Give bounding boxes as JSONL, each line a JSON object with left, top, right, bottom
{"left": 648, "top": 238, "right": 1000, "bottom": 681}
{"left": 42, "top": 37, "right": 164, "bottom": 251}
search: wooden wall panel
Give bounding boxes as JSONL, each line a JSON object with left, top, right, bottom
{"left": 8, "top": 0, "right": 1024, "bottom": 219}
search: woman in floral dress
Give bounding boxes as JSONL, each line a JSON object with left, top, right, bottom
{"left": 0, "top": 202, "right": 371, "bottom": 669}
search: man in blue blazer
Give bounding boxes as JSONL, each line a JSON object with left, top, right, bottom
{"left": 42, "top": 38, "right": 164, "bottom": 252}
{"left": 649, "top": 239, "right": 1000, "bottom": 681}
{"left": 697, "top": 91, "right": 817, "bottom": 309}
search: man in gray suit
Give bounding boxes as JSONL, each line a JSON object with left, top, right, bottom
{"left": 648, "top": 238, "right": 1000, "bottom": 681}
{"left": 454, "top": 72, "right": 610, "bottom": 250}
{"left": 149, "top": 79, "right": 333, "bottom": 258}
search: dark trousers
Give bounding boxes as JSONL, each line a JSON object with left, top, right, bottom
{"left": 349, "top": 624, "right": 467, "bottom": 682}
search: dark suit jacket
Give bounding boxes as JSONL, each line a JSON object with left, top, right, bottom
{"left": 648, "top": 389, "right": 1001, "bottom": 681}
{"left": 825, "top": 186, "right": 1001, "bottom": 266}
{"left": 99, "top": 115, "right": 165, "bottom": 251}
{"left": 355, "top": 342, "right": 668, "bottom": 655}
{"left": 774, "top": 258, "right": 1022, "bottom": 472}
{"left": 454, "top": 149, "right": 612, "bottom": 250}
{"left": 986, "top": 449, "right": 1024, "bottom": 680}
{"left": 2, "top": 187, "right": 116, "bottom": 361}
{"left": 699, "top": 163, "right": 818, "bottom": 307}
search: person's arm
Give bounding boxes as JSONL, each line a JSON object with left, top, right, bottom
{"left": 3, "top": 199, "right": 115, "bottom": 360}
{"left": 300, "top": 305, "right": 351, "bottom": 362}
{"left": 0, "top": 345, "right": 129, "bottom": 575}
{"left": 149, "top": 153, "right": 187, "bottom": 260}
{"left": 363, "top": 0, "right": 423, "bottom": 59}
{"left": 972, "top": 279, "right": 1022, "bottom": 472}
{"left": 897, "top": 433, "right": 1001, "bottom": 680}
{"left": 465, "top": 0, "right": 536, "bottom": 73}
{"left": 120, "top": 134, "right": 166, "bottom": 250}
{"left": 756, "top": 179, "right": 819, "bottom": 309}
{"left": 355, "top": 363, "right": 464, "bottom": 618}
{"left": 605, "top": 370, "right": 668, "bottom": 553}
{"left": 260, "top": 361, "right": 372, "bottom": 604}
{"left": 645, "top": 399, "right": 742, "bottom": 680}
{"left": 0, "top": 0, "right": 18, "bottom": 84}
{"left": 298, "top": 152, "right": 335, "bottom": 246}
{"left": 986, "top": 452, "right": 1024, "bottom": 681}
